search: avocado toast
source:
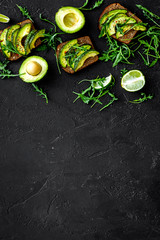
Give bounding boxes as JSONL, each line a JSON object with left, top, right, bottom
{"left": 0, "top": 19, "right": 44, "bottom": 61}
{"left": 56, "top": 36, "right": 99, "bottom": 74}
{"left": 99, "top": 3, "right": 146, "bottom": 44}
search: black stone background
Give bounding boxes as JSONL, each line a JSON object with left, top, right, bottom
{"left": 0, "top": 0, "right": 160, "bottom": 239}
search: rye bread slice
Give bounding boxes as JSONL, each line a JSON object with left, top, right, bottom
{"left": 56, "top": 36, "right": 99, "bottom": 74}
{"left": 99, "top": 3, "right": 142, "bottom": 44}
{"left": 0, "top": 19, "right": 41, "bottom": 61}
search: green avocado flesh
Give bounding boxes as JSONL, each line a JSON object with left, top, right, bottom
{"left": 74, "top": 50, "right": 99, "bottom": 72}
{"left": 0, "top": 28, "right": 11, "bottom": 58}
{"left": 116, "top": 24, "right": 147, "bottom": 38}
{"left": 19, "top": 56, "right": 48, "bottom": 83}
{"left": 107, "top": 14, "right": 136, "bottom": 36}
{"left": 11, "top": 29, "right": 20, "bottom": 47}
{"left": 7, "top": 24, "right": 20, "bottom": 41}
{"left": 16, "top": 23, "right": 32, "bottom": 55}
{"left": 55, "top": 6, "right": 85, "bottom": 33}
{"left": 59, "top": 38, "right": 99, "bottom": 71}
{"left": 70, "top": 44, "right": 92, "bottom": 70}
{"left": 0, "top": 22, "right": 45, "bottom": 59}
{"left": 59, "top": 39, "right": 78, "bottom": 67}
{"left": 100, "top": 9, "right": 127, "bottom": 26}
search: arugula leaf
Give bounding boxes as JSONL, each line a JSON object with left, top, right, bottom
{"left": 38, "top": 14, "right": 63, "bottom": 74}
{"left": 2, "top": 40, "right": 22, "bottom": 56}
{"left": 136, "top": 5, "right": 160, "bottom": 27}
{"left": 16, "top": 4, "right": 34, "bottom": 22}
{"left": 32, "top": 83, "right": 48, "bottom": 104}
{"left": 120, "top": 68, "right": 128, "bottom": 76}
{"left": 0, "top": 60, "right": 23, "bottom": 79}
{"left": 73, "top": 76, "right": 118, "bottom": 111}
{"left": 79, "top": 0, "right": 104, "bottom": 11}
{"left": 129, "top": 93, "right": 153, "bottom": 104}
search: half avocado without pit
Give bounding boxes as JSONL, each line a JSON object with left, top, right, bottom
{"left": 55, "top": 6, "right": 85, "bottom": 33}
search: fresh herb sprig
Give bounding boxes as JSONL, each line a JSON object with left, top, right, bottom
{"left": 37, "top": 14, "right": 63, "bottom": 74}
{"left": 79, "top": 0, "right": 104, "bottom": 11}
{"left": 2, "top": 40, "right": 22, "bottom": 56}
{"left": 136, "top": 5, "right": 160, "bottom": 27}
{"left": 73, "top": 76, "right": 118, "bottom": 111}
{"left": 120, "top": 68, "right": 128, "bottom": 76}
{"left": 16, "top": 4, "right": 34, "bottom": 22}
{"left": 0, "top": 60, "right": 23, "bottom": 79}
{"left": 129, "top": 93, "right": 153, "bottom": 104}
{"left": 32, "top": 83, "right": 48, "bottom": 104}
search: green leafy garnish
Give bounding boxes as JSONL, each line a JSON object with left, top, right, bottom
{"left": 99, "top": 35, "right": 134, "bottom": 67}
{"left": 120, "top": 68, "right": 128, "bottom": 76}
{"left": 2, "top": 40, "right": 22, "bottom": 56}
{"left": 37, "top": 14, "right": 63, "bottom": 74}
{"left": 73, "top": 76, "right": 118, "bottom": 111}
{"left": 32, "top": 83, "right": 48, "bottom": 104}
{"left": 0, "top": 60, "right": 23, "bottom": 79}
{"left": 79, "top": 0, "right": 104, "bottom": 11}
{"left": 136, "top": 5, "right": 160, "bottom": 27}
{"left": 16, "top": 4, "right": 34, "bottom": 22}
{"left": 129, "top": 93, "right": 153, "bottom": 104}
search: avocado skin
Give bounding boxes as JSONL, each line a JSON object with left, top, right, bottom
{"left": 29, "top": 29, "right": 45, "bottom": 50}
{"left": 19, "top": 56, "right": 48, "bottom": 83}
{"left": 11, "top": 29, "right": 20, "bottom": 48}
{"left": 24, "top": 30, "right": 37, "bottom": 55}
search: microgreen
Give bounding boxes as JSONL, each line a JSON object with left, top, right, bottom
{"left": 0, "top": 60, "right": 23, "bottom": 79}
{"left": 32, "top": 83, "right": 48, "bottom": 104}
{"left": 136, "top": 5, "right": 160, "bottom": 27}
{"left": 2, "top": 40, "right": 22, "bottom": 56}
{"left": 120, "top": 68, "right": 128, "bottom": 76}
{"left": 79, "top": 0, "right": 104, "bottom": 11}
{"left": 16, "top": 4, "right": 34, "bottom": 22}
{"left": 37, "top": 14, "right": 63, "bottom": 74}
{"left": 129, "top": 93, "right": 153, "bottom": 104}
{"left": 73, "top": 76, "right": 118, "bottom": 111}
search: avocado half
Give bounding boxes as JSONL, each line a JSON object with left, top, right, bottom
{"left": 19, "top": 56, "right": 48, "bottom": 83}
{"left": 55, "top": 6, "right": 85, "bottom": 33}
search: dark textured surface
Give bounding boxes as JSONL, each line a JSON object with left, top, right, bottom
{"left": 0, "top": 0, "right": 160, "bottom": 239}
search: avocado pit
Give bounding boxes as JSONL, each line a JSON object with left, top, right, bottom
{"left": 63, "top": 13, "right": 78, "bottom": 27}
{"left": 26, "top": 61, "right": 42, "bottom": 76}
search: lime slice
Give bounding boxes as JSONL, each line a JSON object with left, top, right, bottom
{"left": 92, "top": 74, "right": 112, "bottom": 90}
{"left": 121, "top": 70, "right": 145, "bottom": 92}
{"left": 0, "top": 14, "right": 10, "bottom": 23}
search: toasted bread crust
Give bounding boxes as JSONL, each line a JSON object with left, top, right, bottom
{"left": 99, "top": 3, "right": 142, "bottom": 44}
{"left": 56, "top": 36, "right": 99, "bottom": 74}
{"left": 0, "top": 19, "right": 41, "bottom": 61}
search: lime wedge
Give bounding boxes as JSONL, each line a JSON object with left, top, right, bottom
{"left": 121, "top": 70, "right": 145, "bottom": 92}
{"left": 92, "top": 74, "right": 112, "bottom": 90}
{"left": 0, "top": 14, "right": 10, "bottom": 23}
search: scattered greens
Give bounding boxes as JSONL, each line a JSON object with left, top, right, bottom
{"left": 129, "top": 92, "right": 153, "bottom": 104}
{"left": 120, "top": 68, "right": 128, "bottom": 76}
{"left": 73, "top": 76, "right": 118, "bottom": 111}
{"left": 0, "top": 60, "right": 21, "bottom": 79}
{"left": 79, "top": 0, "right": 104, "bottom": 11}
{"left": 99, "top": 5, "right": 160, "bottom": 67}
{"left": 2, "top": 40, "right": 22, "bottom": 56}
{"left": 16, "top": 4, "right": 34, "bottom": 22}
{"left": 32, "top": 83, "right": 48, "bottom": 104}
{"left": 37, "top": 14, "right": 63, "bottom": 73}
{"left": 136, "top": 5, "right": 160, "bottom": 27}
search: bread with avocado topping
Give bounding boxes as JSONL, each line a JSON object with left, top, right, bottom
{"left": 99, "top": 3, "right": 142, "bottom": 44}
{"left": 56, "top": 36, "right": 99, "bottom": 74}
{"left": 0, "top": 19, "right": 42, "bottom": 61}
